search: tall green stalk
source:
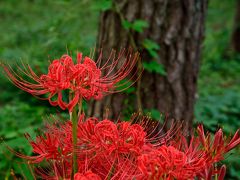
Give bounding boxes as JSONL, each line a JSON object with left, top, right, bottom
{"left": 71, "top": 96, "right": 82, "bottom": 176}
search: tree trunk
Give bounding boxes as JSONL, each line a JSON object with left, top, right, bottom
{"left": 89, "top": 0, "right": 207, "bottom": 133}
{"left": 231, "top": 0, "right": 240, "bottom": 52}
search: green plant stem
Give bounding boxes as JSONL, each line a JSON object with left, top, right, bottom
{"left": 71, "top": 97, "right": 82, "bottom": 177}
{"left": 214, "top": 164, "right": 218, "bottom": 180}
{"left": 71, "top": 106, "right": 78, "bottom": 175}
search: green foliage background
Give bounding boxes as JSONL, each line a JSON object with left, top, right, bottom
{"left": 0, "top": 0, "right": 239, "bottom": 179}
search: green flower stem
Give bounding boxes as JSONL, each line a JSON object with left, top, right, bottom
{"left": 71, "top": 96, "right": 82, "bottom": 176}
{"left": 214, "top": 164, "right": 218, "bottom": 180}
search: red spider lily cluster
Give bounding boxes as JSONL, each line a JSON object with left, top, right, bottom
{"left": 2, "top": 50, "right": 240, "bottom": 180}
{"left": 14, "top": 116, "right": 240, "bottom": 179}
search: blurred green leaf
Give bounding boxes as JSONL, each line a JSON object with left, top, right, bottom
{"left": 142, "top": 39, "right": 160, "bottom": 58}
{"left": 131, "top": 20, "right": 149, "bottom": 33}
{"left": 144, "top": 109, "right": 164, "bottom": 122}
{"left": 150, "top": 109, "right": 161, "bottom": 120}
{"left": 142, "top": 39, "right": 160, "bottom": 51}
{"left": 143, "top": 61, "right": 166, "bottom": 75}
{"left": 122, "top": 19, "right": 148, "bottom": 33}
{"left": 122, "top": 20, "right": 132, "bottom": 30}
{"left": 92, "top": 0, "right": 112, "bottom": 11}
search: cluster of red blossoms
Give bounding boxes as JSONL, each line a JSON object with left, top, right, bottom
{"left": 3, "top": 50, "right": 139, "bottom": 112}
{"left": 2, "top": 50, "right": 240, "bottom": 180}
{"left": 16, "top": 116, "right": 240, "bottom": 180}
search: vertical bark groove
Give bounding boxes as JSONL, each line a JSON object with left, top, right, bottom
{"left": 231, "top": 0, "right": 240, "bottom": 52}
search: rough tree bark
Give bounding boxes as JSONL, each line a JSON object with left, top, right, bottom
{"left": 231, "top": 0, "right": 240, "bottom": 52}
{"left": 89, "top": 0, "right": 208, "bottom": 132}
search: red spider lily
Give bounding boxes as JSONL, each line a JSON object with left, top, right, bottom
{"left": 198, "top": 164, "right": 226, "bottom": 180}
{"left": 8, "top": 116, "right": 239, "bottom": 180}
{"left": 74, "top": 171, "right": 101, "bottom": 180}
{"left": 75, "top": 118, "right": 149, "bottom": 179}
{"left": 26, "top": 133, "right": 63, "bottom": 163}
{"left": 2, "top": 49, "right": 140, "bottom": 112}
{"left": 194, "top": 125, "right": 240, "bottom": 179}
{"left": 137, "top": 145, "right": 203, "bottom": 180}
{"left": 92, "top": 120, "right": 147, "bottom": 155}
{"left": 11, "top": 116, "right": 147, "bottom": 179}
{"left": 197, "top": 125, "right": 240, "bottom": 162}
{"left": 136, "top": 124, "right": 240, "bottom": 180}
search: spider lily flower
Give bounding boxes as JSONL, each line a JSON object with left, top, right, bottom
{"left": 74, "top": 171, "right": 101, "bottom": 180}
{"left": 198, "top": 164, "right": 226, "bottom": 180}
{"left": 11, "top": 116, "right": 148, "bottom": 179}
{"left": 7, "top": 116, "right": 239, "bottom": 179}
{"left": 2, "top": 49, "right": 140, "bottom": 112}
{"left": 137, "top": 124, "right": 240, "bottom": 180}
{"left": 197, "top": 125, "right": 240, "bottom": 162}
{"left": 137, "top": 145, "right": 199, "bottom": 180}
